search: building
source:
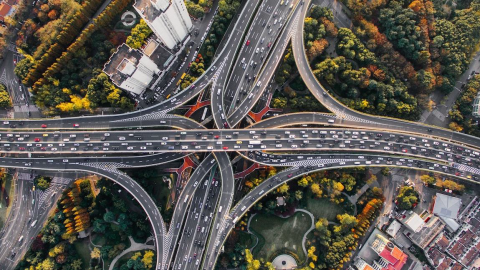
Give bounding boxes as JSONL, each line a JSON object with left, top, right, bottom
{"left": 0, "top": 0, "right": 17, "bottom": 22}
{"left": 399, "top": 212, "right": 445, "bottom": 249}
{"left": 401, "top": 212, "right": 425, "bottom": 233}
{"left": 103, "top": 44, "right": 160, "bottom": 95}
{"left": 354, "top": 233, "right": 408, "bottom": 270}
{"left": 433, "top": 193, "right": 462, "bottom": 220}
{"left": 473, "top": 92, "right": 480, "bottom": 118}
{"left": 385, "top": 220, "right": 402, "bottom": 238}
{"left": 134, "top": 0, "right": 192, "bottom": 49}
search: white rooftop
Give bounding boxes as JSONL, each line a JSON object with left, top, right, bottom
{"left": 433, "top": 193, "right": 462, "bottom": 220}
{"left": 386, "top": 220, "right": 402, "bottom": 238}
{"left": 405, "top": 212, "right": 425, "bottom": 233}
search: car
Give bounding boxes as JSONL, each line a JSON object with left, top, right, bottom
{"left": 73, "top": 123, "right": 80, "bottom": 127}
{"left": 41, "top": 124, "right": 47, "bottom": 128}
{"left": 246, "top": 40, "right": 250, "bottom": 46}
{"left": 214, "top": 135, "right": 220, "bottom": 139}
{"left": 19, "top": 147, "right": 25, "bottom": 151}
{"left": 267, "top": 42, "right": 272, "bottom": 48}
{"left": 34, "top": 138, "right": 41, "bottom": 142}
{"left": 223, "top": 146, "right": 229, "bottom": 150}
{"left": 287, "top": 173, "right": 293, "bottom": 178}
{"left": 224, "top": 122, "right": 228, "bottom": 128}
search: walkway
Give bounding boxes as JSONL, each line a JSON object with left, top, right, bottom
{"left": 109, "top": 236, "right": 155, "bottom": 270}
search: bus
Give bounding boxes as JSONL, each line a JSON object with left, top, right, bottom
{"left": 18, "top": 236, "right": 24, "bottom": 243}
{"left": 176, "top": 73, "right": 187, "bottom": 86}
{"left": 249, "top": 140, "right": 262, "bottom": 145}
{"left": 31, "top": 220, "right": 37, "bottom": 227}
{"left": 201, "top": 107, "right": 208, "bottom": 121}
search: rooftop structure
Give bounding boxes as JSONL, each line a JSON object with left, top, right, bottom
{"left": 369, "top": 234, "right": 408, "bottom": 270}
{"left": 103, "top": 44, "right": 160, "bottom": 95}
{"left": 385, "top": 220, "right": 402, "bottom": 238}
{"left": 0, "top": 0, "right": 17, "bottom": 22}
{"left": 447, "top": 225, "right": 480, "bottom": 267}
{"left": 401, "top": 213, "right": 445, "bottom": 249}
{"left": 433, "top": 193, "right": 462, "bottom": 220}
{"left": 401, "top": 212, "right": 425, "bottom": 233}
{"left": 473, "top": 91, "right": 480, "bottom": 118}
{"left": 134, "top": 0, "right": 192, "bottom": 49}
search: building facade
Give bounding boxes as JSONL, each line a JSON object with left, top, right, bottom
{"left": 134, "top": 0, "right": 193, "bottom": 49}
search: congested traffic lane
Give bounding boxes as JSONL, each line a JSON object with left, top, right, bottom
{"left": 166, "top": 154, "right": 216, "bottom": 268}
{"left": 226, "top": 0, "right": 305, "bottom": 127}
{"left": 221, "top": 0, "right": 290, "bottom": 112}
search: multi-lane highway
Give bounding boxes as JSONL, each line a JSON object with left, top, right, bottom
{"left": 2, "top": 0, "right": 480, "bottom": 269}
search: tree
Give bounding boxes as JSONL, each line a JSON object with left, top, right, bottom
{"left": 420, "top": 175, "right": 435, "bottom": 185}
{"left": 0, "top": 84, "right": 11, "bottom": 108}
{"left": 307, "top": 246, "right": 318, "bottom": 262}
{"left": 277, "top": 183, "right": 289, "bottom": 194}
{"left": 186, "top": 1, "right": 205, "bottom": 18}
{"left": 34, "top": 176, "right": 52, "bottom": 190}
{"left": 396, "top": 186, "right": 418, "bottom": 210}
{"left": 295, "top": 190, "right": 303, "bottom": 201}
{"left": 70, "top": 259, "right": 83, "bottom": 270}
{"left": 103, "top": 211, "right": 116, "bottom": 222}
{"left": 335, "top": 213, "right": 358, "bottom": 234}
{"left": 91, "top": 247, "right": 101, "bottom": 259}
{"left": 142, "top": 250, "right": 155, "bottom": 268}
{"left": 311, "top": 183, "right": 322, "bottom": 197}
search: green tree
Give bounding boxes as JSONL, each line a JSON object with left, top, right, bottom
{"left": 126, "top": 20, "right": 153, "bottom": 49}
{"left": 185, "top": 1, "right": 205, "bottom": 18}
{"left": 294, "top": 190, "right": 303, "bottom": 201}
{"left": 34, "top": 176, "right": 52, "bottom": 191}
{"left": 396, "top": 186, "right": 418, "bottom": 210}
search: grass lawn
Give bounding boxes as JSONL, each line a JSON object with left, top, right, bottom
{"left": 91, "top": 234, "right": 106, "bottom": 246}
{"left": 153, "top": 174, "right": 174, "bottom": 209}
{"left": 249, "top": 212, "right": 312, "bottom": 262}
{"left": 73, "top": 240, "right": 91, "bottom": 267}
{"left": 303, "top": 193, "right": 351, "bottom": 221}
{"left": 237, "top": 230, "right": 255, "bottom": 249}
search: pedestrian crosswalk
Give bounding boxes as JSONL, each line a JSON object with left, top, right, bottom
{"left": 0, "top": 69, "right": 7, "bottom": 85}
{"left": 454, "top": 163, "right": 480, "bottom": 176}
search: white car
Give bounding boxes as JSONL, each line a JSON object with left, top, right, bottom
{"left": 207, "top": 146, "right": 213, "bottom": 150}
{"left": 234, "top": 145, "right": 241, "bottom": 149}
{"left": 140, "top": 146, "right": 146, "bottom": 150}
{"left": 275, "top": 144, "right": 282, "bottom": 148}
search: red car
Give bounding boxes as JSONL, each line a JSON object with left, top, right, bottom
{"left": 73, "top": 123, "right": 80, "bottom": 127}
{"left": 223, "top": 122, "right": 228, "bottom": 128}
{"left": 223, "top": 146, "right": 228, "bottom": 150}
{"left": 41, "top": 124, "right": 47, "bottom": 128}
{"left": 246, "top": 40, "right": 250, "bottom": 46}
{"left": 34, "top": 138, "right": 40, "bottom": 142}
{"left": 267, "top": 42, "right": 272, "bottom": 48}
{"left": 19, "top": 147, "right": 25, "bottom": 151}
{"left": 214, "top": 135, "right": 219, "bottom": 139}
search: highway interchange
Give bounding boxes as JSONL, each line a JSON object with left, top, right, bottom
{"left": 1, "top": 0, "right": 480, "bottom": 269}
